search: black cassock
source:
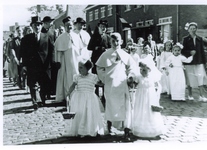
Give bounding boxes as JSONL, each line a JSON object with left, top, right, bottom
{"left": 88, "top": 26, "right": 111, "bottom": 74}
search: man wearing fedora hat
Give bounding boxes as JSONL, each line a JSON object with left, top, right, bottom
{"left": 41, "top": 16, "right": 57, "bottom": 98}
{"left": 21, "top": 16, "right": 55, "bottom": 110}
{"left": 72, "top": 17, "right": 91, "bottom": 60}
{"left": 88, "top": 19, "right": 111, "bottom": 107}
{"left": 41, "top": 16, "right": 54, "bottom": 33}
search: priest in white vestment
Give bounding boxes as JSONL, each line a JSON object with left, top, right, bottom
{"left": 72, "top": 17, "right": 91, "bottom": 60}
{"left": 55, "top": 16, "right": 90, "bottom": 103}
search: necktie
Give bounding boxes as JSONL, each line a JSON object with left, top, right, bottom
{"left": 35, "top": 33, "right": 39, "bottom": 42}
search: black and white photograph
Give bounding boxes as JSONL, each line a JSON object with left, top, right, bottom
{"left": 1, "top": 0, "right": 207, "bottom": 149}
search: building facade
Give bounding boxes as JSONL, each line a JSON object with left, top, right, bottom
{"left": 53, "top": 5, "right": 87, "bottom": 29}
{"left": 84, "top": 5, "right": 207, "bottom": 46}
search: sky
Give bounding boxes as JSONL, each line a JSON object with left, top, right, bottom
{"left": 2, "top": 4, "right": 67, "bottom": 31}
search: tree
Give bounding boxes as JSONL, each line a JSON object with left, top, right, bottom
{"left": 56, "top": 5, "right": 64, "bottom": 14}
{"left": 27, "top": 5, "right": 64, "bottom": 15}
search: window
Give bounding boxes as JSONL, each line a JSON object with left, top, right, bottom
{"left": 134, "top": 5, "right": 142, "bottom": 9}
{"left": 108, "top": 5, "right": 112, "bottom": 16}
{"left": 95, "top": 9, "right": 99, "bottom": 20}
{"left": 125, "top": 5, "right": 131, "bottom": 11}
{"left": 136, "top": 21, "right": 144, "bottom": 27}
{"left": 159, "top": 24, "right": 172, "bottom": 42}
{"left": 158, "top": 16, "right": 172, "bottom": 25}
{"left": 101, "top": 7, "right": 105, "bottom": 18}
{"left": 145, "top": 20, "right": 154, "bottom": 27}
{"left": 89, "top": 11, "right": 93, "bottom": 21}
{"left": 157, "top": 16, "right": 172, "bottom": 42}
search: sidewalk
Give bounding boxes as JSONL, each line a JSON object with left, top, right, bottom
{"left": 3, "top": 77, "right": 207, "bottom": 145}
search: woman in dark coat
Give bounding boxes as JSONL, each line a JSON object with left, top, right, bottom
{"left": 182, "top": 22, "right": 207, "bottom": 102}
{"left": 88, "top": 19, "right": 111, "bottom": 107}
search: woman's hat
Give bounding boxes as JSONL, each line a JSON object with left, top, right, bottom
{"left": 41, "top": 16, "right": 54, "bottom": 23}
{"left": 74, "top": 17, "right": 86, "bottom": 25}
{"left": 98, "top": 19, "right": 108, "bottom": 27}
{"left": 185, "top": 22, "right": 198, "bottom": 30}
{"left": 30, "top": 16, "right": 43, "bottom": 26}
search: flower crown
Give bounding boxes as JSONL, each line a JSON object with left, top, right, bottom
{"left": 164, "top": 39, "right": 174, "bottom": 45}
{"left": 184, "top": 22, "right": 198, "bottom": 30}
{"left": 157, "top": 43, "right": 164, "bottom": 49}
{"left": 173, "top": 42, "right": 183, "bottom": 49}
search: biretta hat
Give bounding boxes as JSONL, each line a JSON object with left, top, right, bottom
{"left": 41, "top": 16, "right": 54, "bottom": 22}
{"left": 74, "top": 17, "right": 86, "bottom": 24}
{"left": 98, "top": 19, "right": 108, "bottom": 27}
{"left": 30, "top": 16, "right": 43, "bottom": 26}
{"left": 62, "top": 16, "right": 71, "bottom": 24}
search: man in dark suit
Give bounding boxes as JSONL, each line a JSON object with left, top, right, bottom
{"left": 21, "top": 16, "right": 55, "bottom": 110}
{"left": 144, "top": 34, "right": 157, "bottom": 61}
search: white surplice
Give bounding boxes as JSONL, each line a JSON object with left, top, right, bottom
{"left": 71, "top": 29, "right": 91, "bottom": 60}
{"left": 96, "top": 48, "right": 138, "bottom": 128}
{"left": 55, "top": 32, "right": 82, "bottom": 102}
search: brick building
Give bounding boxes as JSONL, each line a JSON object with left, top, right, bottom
{"left": 53, "top": 5, "right": 87, "bottom": 29}
{"left": 84, "top": 5, "right": 207, "bottom": 46}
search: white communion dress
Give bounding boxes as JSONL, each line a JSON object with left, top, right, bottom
{"left": 66, "top": 73, "right": 104, "bottom": 137}
{"left": 132, "top": 74, "right": 165, "bottom": 138}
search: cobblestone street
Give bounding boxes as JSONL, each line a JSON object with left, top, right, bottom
{"left": 2, "top": 77, "right": 207, "bottom": 146}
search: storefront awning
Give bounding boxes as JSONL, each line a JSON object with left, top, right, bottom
{"left": 131, "top": 25, "right": 154, "bottom": 30}
{"left": 119, "top": 17, "right": 131, "bottom": 28}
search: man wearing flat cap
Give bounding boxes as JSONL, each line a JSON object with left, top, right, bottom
{"left": 88, "top": 19, "right": 111, "bottom": 107}
{"left": 21, "top": 16, "right": 55, "bottom": 110}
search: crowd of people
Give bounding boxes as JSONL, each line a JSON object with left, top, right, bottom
{"left": 2, "top": 15, "right": 207, "bottom": 141}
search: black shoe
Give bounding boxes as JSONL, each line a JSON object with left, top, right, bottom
{"left": 46, "top": 94, "right": 51, "bottom": 100}
{"left": 123, "top": 128, "right": 131, "bottom": 142}
{"left": 33, "top": 103, "right": 38, "bottom": 110}
{"left": 37, "top": 102, "right": 44, "bottom": 107}
{"left": 107, "top": 121, "right": 112, "bottom": 133}
{"left": 21, "top": 86, "right": 26, "bottom": 90}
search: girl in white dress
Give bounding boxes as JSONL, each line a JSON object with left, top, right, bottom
{"left": 165, "top": 43, "right": 195, "bottom": 101}
{"left": 160, "top": 40, "right": 173, "bottom": 94}
{"left": 132, "top": 60, "right": 164, "bottom": 138}
{"left": 140, "top": 44, "right": 154, "bottom": 66}
{"left": 66, "top": 59, "right": 104, "bottom": 137}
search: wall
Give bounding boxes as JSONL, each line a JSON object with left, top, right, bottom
{"left": 179, "top": 5, "right": 207, "bottom": 41}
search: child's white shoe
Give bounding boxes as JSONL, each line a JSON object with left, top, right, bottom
{"left": 188, "top": 96, "right": 194, "bottom": 101}
{"left": 199, "top": 96, "right": 207, "bottom": 102}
